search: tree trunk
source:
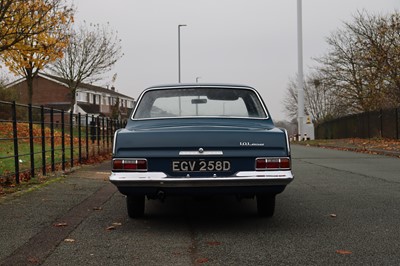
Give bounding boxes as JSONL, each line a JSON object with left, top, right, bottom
{"left": 69, "top": 81, "right": 79, "bottom": 113}
{"left": 25, "top": 68, "right": 33, "bottom": 104}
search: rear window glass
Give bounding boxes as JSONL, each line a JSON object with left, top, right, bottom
{"left": 133, "top": 88, "right": 267, "bottom": 119}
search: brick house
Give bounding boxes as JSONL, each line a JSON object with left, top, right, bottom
{"left": 5, "top": 72, "right": 135, "bottom": 119}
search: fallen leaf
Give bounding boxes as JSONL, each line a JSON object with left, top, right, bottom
{"left": 336, "top": 250, "right": 352, "bottom": 255}
{"left": 64, "top": 238, "right": 75, "bottom": 243}
{"left": 172, "top": 251, "right": 182, "bottom": 256}
{"left": 27, "top": 256, "right": 40, "bottom": 264}
{"left": 195, "top": 258, "right": 209, "bottom": 264}
{"left": 93, "top": 207, "right": 103, "bottom": 211}
{"left": 112, "top": 222, "right": 122, "bottom": 226}
{"left": 106, "top": 225, "right": 116, "bottom": 231}
{"left": 206, "top": 241, "right": 222, "bottom": 246}
{"left": 53, "top": 222, "right": 68, "bottom": 227}
{"left": 330, "top": 214, "right": 337, "bottom": 218}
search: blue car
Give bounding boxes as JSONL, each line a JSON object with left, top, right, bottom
{"left": 110, "top": 84, "right": 294, "bottom": 218}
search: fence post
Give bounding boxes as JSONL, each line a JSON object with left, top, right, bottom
{"left": 367, "top": 111, "right": 370, "bottom": 139}
{"left": 85, "top": 114, "right": 89, "bottom": 161}
{"left": 50, "top": 108, "right": 55, "bottom": 172}
{"left": 396, "top": 107, "right": 399, "bottom": 140}
{"left": 96, "top": 116, "right": 100, "bottom": 155}
{"left": 11, "top": 101, "right": 20, "bottom": 184}
{"left": 61, "top": 109, "right": 65, "bottom": 171}
{"left": 380, "top": 109, "right": 383, "bottom": 138}
{"left": 106, "top": 118, "right": 110, "bottom": 151}
{"left": 40, "top": 106, "right": 46, "bottom": 176}
{"left": 78, "top": 113, "right": 82, "bottom": 164}
{"left": 70, "top": 111, "right": 74, "bottom": 168}
{"left": 102, "top": 117, "right": 105, "bottom": 153}
{"left": 28, "top": 104, "right": 35, "bottom": 178}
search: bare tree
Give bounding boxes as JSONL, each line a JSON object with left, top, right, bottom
{"left": 283, "top": 73, "right": 343, "bottom": 124}
{"left": 305, "top": 73, "right": 345, "bottom": 123}
{"left": 48, "top": 22, "right": 123, "bottom": 110}
{"left": 282, "top": 77, "right": 298, "bottom": 120}
{"left": 350, "top": 11, "right": 400, "bottom": 106}
{"left": 316, "top": 10, "right": 400, "bottom": 114}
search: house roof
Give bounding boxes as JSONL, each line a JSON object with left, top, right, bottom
{"left": 6, "top": 72, "right": 134, "bottom": 100}
{"left": 78, "top": 103, "right": 101, "bottom": 114}
{"left": 40, "top": 73, "right": 134, "bottom": 100}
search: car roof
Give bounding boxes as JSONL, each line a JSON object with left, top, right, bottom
{"left": 146, "top": 83, "right": 256, "bottom": 90}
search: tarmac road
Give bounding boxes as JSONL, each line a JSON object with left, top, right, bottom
{"left": 1, "top": 145, "right": 400, "bottom": 265}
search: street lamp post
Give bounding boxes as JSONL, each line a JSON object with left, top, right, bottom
{"left": 178, "top": 24, "right": 187, "bottom": 83}
{"left": 297, "top": 0, "right": 305, "bottom": 140}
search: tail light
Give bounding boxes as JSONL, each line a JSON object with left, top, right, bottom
{"left": 112, "top": 159, "right": 147, "bottom": 171}
{"left": 256, "top": 157, "right": 291, "bottom": 170}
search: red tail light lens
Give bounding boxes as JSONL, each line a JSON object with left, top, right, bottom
{"left": 279, "top": 158, "right": 290, "bottom": 169}
{"left": 113, "top": 159, "right": 148, "bottom": 171}
{"left": 256, "top": 157, "right": 291, "bottom": 170}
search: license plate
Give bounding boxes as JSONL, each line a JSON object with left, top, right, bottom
{"left": 172, "top": 160, "right": 231, "bottom": 172}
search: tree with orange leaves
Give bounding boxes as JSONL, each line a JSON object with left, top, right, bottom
{"left": 0, "top": 0, "right": 74, "bottom": 104}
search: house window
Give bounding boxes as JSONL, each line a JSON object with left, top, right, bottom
{"left": 76, "top": 92, "right": 85, "bottom": 102}
{"left": 93, "top": 94, "right": 100, "bottom": 105}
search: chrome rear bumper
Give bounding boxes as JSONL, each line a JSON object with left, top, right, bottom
{"left": 109, "top": 170, "right": 294, "bottom": 188}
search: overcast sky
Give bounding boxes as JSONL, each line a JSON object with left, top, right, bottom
{"left": 45, "top": 1, "right": 400, "bottom": 120}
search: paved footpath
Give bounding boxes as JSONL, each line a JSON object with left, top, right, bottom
{"left": 0, "top": 162, "right": 116, "bottom": 266}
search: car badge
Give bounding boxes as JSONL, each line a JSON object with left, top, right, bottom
{"left": 198, "top": 148, "right": 204, "bottom": 153}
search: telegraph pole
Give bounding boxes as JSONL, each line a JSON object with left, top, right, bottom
{"left": 297, "top": 0, "right": 305, "bottom": 140}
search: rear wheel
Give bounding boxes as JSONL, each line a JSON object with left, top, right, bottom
{"left": 256, "top": 194, "right": 275, "bottom": 217}
{"left": 126, "top": 195, "right": 145, "bottom": 218}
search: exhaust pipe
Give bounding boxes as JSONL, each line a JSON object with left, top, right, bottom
{"left": 157, "top": 190, "right": 166, "bottom": 201}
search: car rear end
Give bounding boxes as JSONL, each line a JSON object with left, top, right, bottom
{"left": 110, "top": 85, "right": 294, "bottom": 218}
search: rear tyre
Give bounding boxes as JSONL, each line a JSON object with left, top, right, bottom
{"left": 256, "top": 194, "right": 275, "bottom": 217}
{"left": 126, "top": 195, "right": 145, "bottom": 218}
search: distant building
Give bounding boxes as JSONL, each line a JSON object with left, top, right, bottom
{"left": 5, "top": 73, "right": 135, "bottom": 119}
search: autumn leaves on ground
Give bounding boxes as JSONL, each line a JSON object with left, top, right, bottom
{"left": 299, "top": 138, "right": 400, "bottom": 157}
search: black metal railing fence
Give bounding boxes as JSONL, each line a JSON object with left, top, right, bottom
{"left": 315, "top": 107, "right": 400, "bottom": 140}
{"left": 0, "top": 101, "right": 123, "bottom": 185}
